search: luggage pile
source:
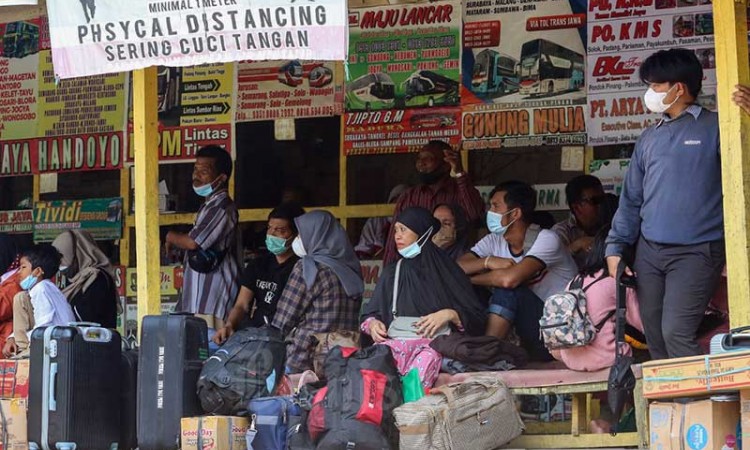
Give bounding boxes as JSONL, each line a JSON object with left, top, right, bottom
{"left": 18, "top": 314, "right": 525, "bottom": 450}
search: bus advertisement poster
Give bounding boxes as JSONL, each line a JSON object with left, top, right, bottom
{"left": 461, "top": 0, "right": 587, "bottom": 147}
{"left": 236, "top": 60, "right": 343, "bottom": 123}
{"left": 37, "top": 49, "right": 129, "bottom": 139}
{"left": 33, "top": 197, "right": 123, "bottom": 242}
{"left": 345, "top": 1, "right": 461, "bottom": 113}
{"left": 125, "top": 122, "right": 232, "bottom": 163}
{"left": 344, "top": 106, "right": 462, "bottom": 155}
{"left": 0, "top": 18, "right": 42, "bottom": 141}
{"left": 587, "top": 0, "right": 718, "bottom": 145}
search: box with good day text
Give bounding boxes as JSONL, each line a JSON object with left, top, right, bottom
{"left": 0, "top": 359, "right": 29, "bottom": 399}
{"left": 0, "top": 398, "right": 27, "bottom": 450}
{"left": 642, "top": 351, "right": 750, "bottom": 399}
{"left": 181, "top": 416, "right": 249, "bottom": 450}
{"left": 649, "top": 399, "right": 739, "bottom": 450}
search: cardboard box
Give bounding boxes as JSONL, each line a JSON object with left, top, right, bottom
{"left": 649, "top": 399, "right": 739, "bottom": 450}
{"left": 0, "top": 398, "right": 27, "bottom": 450}
{"left": 642, "top": 350, "right": 750, "bottom": 399}
{"left": 181, "top": 416, "right": 249, "bottom": 450}
{"left": 649, "top": 402, "right": 684, "bottom": 450}
{"left": 0, "top": 360, "right": 29, "bottom": 399}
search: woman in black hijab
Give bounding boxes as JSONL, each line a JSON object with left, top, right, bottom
{"left": 431, "top": 203, "right": 470, "bottom": 261}
{"left": 0, "top": 234, "right": 19, "bottom": 276}
{"left": 361, "top": 207, "right": 486, "bottom": 387}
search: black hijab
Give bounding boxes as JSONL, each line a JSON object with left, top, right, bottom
{"left": 0, "top": 234, "right": 17, "bottom": 274}
{"left": 362, "top": 207, "right": 486, "bottom": 335}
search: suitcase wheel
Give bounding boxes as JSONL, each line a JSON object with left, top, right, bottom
{"left": 54, "top": 443, "right": 77, "bottom": 450}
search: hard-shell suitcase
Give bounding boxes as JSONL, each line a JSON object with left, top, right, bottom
{"left": 120, "top": 348, "right": 139, "bottom": 450}
{"left": 28, "top": 325, "right": 122, "bottom": 450}
{"left": 137, "top": 314, "right": 208, "bottom": 450}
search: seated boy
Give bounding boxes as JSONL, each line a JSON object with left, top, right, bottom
{"left": 458, "top": 181, "right": 578, "bottom": 361}
{"left": 3, "top": 244, "right": 76, "bottom": 357}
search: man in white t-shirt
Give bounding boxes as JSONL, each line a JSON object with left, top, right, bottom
{"left": 458, "top": 181, "right": 577, "bottom": 360}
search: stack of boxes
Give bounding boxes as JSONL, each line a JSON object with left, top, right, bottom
{"left": 0, "top": 359, "right": 29, "bottom": 450}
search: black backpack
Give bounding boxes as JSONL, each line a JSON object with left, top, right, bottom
{"left": 197, "top": 326, "right": 286, "bottom": 415}
{"left": 308, "top": 345, "right": 402, "bottom": 450}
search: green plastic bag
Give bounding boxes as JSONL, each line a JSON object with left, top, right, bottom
{"left": 401, "top": 368, "right": 425, "bottom": 403}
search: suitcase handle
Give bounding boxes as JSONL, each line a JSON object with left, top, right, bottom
{"left": 431, "top": 380, "right": 494, "bottom": 405}
{"left": 49, "top": 362, "right": 58, "bottom": 412}
{"left": 66, "top": 321, "right": 101, "bottom": 328}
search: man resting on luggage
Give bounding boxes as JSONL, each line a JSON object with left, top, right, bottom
{"left": 213, "top": 203, "right": 305, "bottom": 345}
{"left": 3, "top": 244, "right": 76, "bottom": 357}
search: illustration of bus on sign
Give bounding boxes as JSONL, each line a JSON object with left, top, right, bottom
{"left": 518, "top": 39, "right": 584, "bottom": 97}
{"left": 346, "top": 73, "right": 396, "bottom": 111}
{"left": 472, "top": 49, "right": 520, "bottom": 97}
{"left": 309, "top": 65, "right": 333, "bottom": 88}
{"left": 402, "top": 70, "right": 459, "bottom": 108}
{"left": 2, "top": 21, "right": 39, "bottom": 59}
{"left": 278, "top": 61, "right": 304, "bottom": 87}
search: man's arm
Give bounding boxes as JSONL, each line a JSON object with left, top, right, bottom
{"left": 454, "top": 175, "right": 486, "bottom": 224}
{"left": 165, "top": 231, "right": 199, "bottom": 251}
{"left": 470, "top": 258, "right": 545, "bottom": 289}
{"left": 225, "top": 287, "right": 254, "bottom": 331}
{"left": 605, "top": 140, "right": 646, "bottom": 258}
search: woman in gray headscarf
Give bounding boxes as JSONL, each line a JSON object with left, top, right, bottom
{"left": 272, "top": 210, "right": 364, "bottom": 373}
{"left": 52, "top": 230, "right": 118, "bottom": 328}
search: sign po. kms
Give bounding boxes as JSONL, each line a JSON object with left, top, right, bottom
{"left": 587, "top": 0, "right": 719, "bottom": 145}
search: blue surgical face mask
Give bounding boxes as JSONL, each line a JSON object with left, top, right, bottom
{"left": 266, "top": 235, "right": 290, "bottom": 256}
{"left": 193, "top": 182, "right": 214, "bottom": 197}
{"left": 487, "top": 209, "right": 518, "bottom": 235}
{"left": 398, "top": 226, "right": 434, "bottom": 259}
{"left": 20, "top": 274, "right": 38, "bottom": 291}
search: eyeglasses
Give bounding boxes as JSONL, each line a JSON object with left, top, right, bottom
{"left": 580, "top": 196, "right": 604, "bottom": 206}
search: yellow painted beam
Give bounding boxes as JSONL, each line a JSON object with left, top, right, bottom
{"left": 714, "top": 0, "right": 750, "bottom": 329}
{"left": 504, "top": 432, "right": 639, "bottom": 449}
{"left": 132, "top": 67, "right": 162, "bottom": 331}
{"left": 119, "top": 168, "right": 131, "bottom": 267}
{"left": 125, "top": 204, "right": 396, "bottom": 227}
{"left": 339, "top": 114, "right": 348, "bottom": 228}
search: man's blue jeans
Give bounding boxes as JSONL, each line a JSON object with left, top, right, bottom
{"left": 489, "top": 286, "right": 552, "bottom": 361}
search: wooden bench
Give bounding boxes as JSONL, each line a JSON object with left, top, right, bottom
{"left": 434, "top": 363, "right": 648, "bottom": 449}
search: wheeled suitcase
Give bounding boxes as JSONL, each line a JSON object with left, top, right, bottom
{"left": 137, "top": 314, "right": 208, "bottom": 450}
{"left": 28, "top": 325, "right": 122, "bottom": 450}
{"left": 120, "top": 347, "right": 139, "bottom": 450}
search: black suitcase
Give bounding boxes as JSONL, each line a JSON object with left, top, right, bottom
{"left": 28, "top": 325, "right": 122, "bottom": 450}
{"left": 137, "top": 314, "right": 208, "bottom": 450}
{"left": 120, "top": 348, "right": 138, "bottom": 450}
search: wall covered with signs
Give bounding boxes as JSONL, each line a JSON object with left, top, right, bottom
{"left": 0, "top": 0, "right": 733, "bottom": 181}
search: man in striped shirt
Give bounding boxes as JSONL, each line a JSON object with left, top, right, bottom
{"left": 382, "top": 140, "right": 485, "bottom": 264}
{"left": 167, "top": 145, "right": 241, "bottom": 332}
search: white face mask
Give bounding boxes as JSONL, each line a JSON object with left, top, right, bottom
{"left": 644, "top": 85, "right": 679, "bottom": 114}
{"left": 292, "top": 236, "right": 307, "bottom": 257}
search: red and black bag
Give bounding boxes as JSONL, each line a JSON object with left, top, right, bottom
{"left": 308, "top": 345, "right": 402, "bottom": 450}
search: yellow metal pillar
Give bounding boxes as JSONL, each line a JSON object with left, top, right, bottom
{"left": 119, "top": 168, "right": 131, "bottom": 267}
{"left": 714, "top": 0, "right": 750, "bottom": 328}
{"left": 132, "top": 68, "right": 162, "bottom": 330}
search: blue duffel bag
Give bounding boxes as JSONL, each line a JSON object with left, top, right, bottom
{"left": 247, "top": 396, "right": 305, "bottom": 450}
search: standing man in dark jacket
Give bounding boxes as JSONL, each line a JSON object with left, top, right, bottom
{"left": 605, "top": 49, "right": 725, "bottom": 359}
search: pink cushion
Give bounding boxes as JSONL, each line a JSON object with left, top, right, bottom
{"left": 434, "top": 367, "right": 610, "bottom": 389}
